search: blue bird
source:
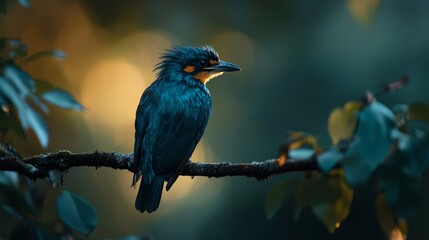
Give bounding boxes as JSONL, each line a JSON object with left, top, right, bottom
{"left": 133, "top": 45, "right": 241, "bottom": 213}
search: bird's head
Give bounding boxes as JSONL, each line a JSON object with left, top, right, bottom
{"left": 155, "top": 45, "right": 241, "bottom": 85}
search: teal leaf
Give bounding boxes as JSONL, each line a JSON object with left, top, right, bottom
{"left": 24, "top": 50, "right": 66, "bottom": 64}
{"left": 4, "top": 65, "right": 35, "bottom": 96}
{"left": 342, "top": 102, "right": 396, "bottom": 186}
{"left": 23, "top": 105, "right": 48, "bottom": 147}
{"left": 289, "top": 148, "right": 314, "bottom": 159}
{"left": 0, "top": 171, "right": 19, "bottom": 186}
{"left": 380, "top": 167, "right": 419, "bottom": 219}
{"left": 17, "top": 0, "right": 30, "bottom": 7}
{"left": 318, "top": 148, "right": 344, "bottom": 173}
{"left": 0, "top": 76, "right": 28, "bottom": 127}
{"left": 56, "top": 190, "right": 97, "bottom": 235}
{"left": 0, "top": 76, "right": 48, "bottom": 147}
{"left": 381, "top": 130, "right": 429, "bottom": 218}
{"left": 41, "top": 88, "right": 84, "bottom": 110}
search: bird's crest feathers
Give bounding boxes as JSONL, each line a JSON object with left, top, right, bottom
{"left": 154, "top": 45, "right": 219, "bottom": 77}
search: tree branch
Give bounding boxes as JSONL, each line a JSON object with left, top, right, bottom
{"left": 0, "top": 150, "right": 319, "bottom": 180}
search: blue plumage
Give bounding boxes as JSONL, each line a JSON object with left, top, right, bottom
{"left": 133, "top": 45, "right": 240, "bottom": 213}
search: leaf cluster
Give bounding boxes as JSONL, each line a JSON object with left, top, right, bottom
{"left": 266, "top": 78, "right": 429, "bottom": 239}
{"left": 0, "top": 170, "right": 96, "bottom": 239}
{"left": 0, "top": 38, "right": 84, "bottom": 148}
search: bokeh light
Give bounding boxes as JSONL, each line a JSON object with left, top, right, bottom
{"left": 211, "top": 31, "right": 257, "bottom": 71}
{"left": 81, "top": 58, "right": 147, "bottom": 150}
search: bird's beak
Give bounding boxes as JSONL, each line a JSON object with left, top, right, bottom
{"left": 204, "top": 60, "right": 241, "bottom": 72}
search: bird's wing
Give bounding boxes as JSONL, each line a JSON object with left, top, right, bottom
{"left": 133, "top": 86, "right": 158, "bottom": 185}
{"left": 153, "top": 101, "right": 210, "bottom": 176}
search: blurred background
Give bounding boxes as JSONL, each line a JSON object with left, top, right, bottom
{"left": 1, "top": 0, "right": 429, "bottom": 239}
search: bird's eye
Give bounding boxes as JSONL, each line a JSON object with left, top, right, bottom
{"left": 199, "top": 60, "right": 208, "bottom": 67}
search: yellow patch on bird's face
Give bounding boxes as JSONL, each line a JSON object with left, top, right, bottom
{"left": 209, "top": 59, "right": 219, "bottom": 65}
{"left": 183, "top": 65, "right": 195, "bottom": 73}
{"left": 193, "top": 71, "right": 224, "bottom": 85}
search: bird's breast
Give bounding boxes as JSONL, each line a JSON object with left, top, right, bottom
{"left": 161, "top": 83, "right": 211, "bottom": 113}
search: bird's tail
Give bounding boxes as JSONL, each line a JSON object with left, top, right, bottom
{"left": 135, "top": 175, "right": 164, "bottom": 213}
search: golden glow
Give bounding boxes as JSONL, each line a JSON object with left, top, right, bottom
{"left": 211, "top": 31, "right": 257, "bottom": 71}
{"left": 80, "top": 59, "right": 148, "bottom": 149}
{"left": 55, "top": 3, "right": 106, "bottom": 90}
{"left": 390, "top": 227, "right": 405, "bottom": 240}
{"left": 116, "top": 30, "right": 173, "bottom": 75}
{"left": 347, "top": 0, "right": 380, "bottom": 24}
{"left": 193, "top": 71, "right": 224, "bottom": 85}
{"left": 183, "top": 65, "right": 195, "bottom": 73}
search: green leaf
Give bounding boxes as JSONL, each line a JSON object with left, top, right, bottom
{"left": 328, "top": 101, "right": 362, "bottom": 144}
{"left": 295, "top": 174, "right": 342, "bottom": 219}
{"left": 317, "top": 148, "right": 344, "bottom": 173}
{"left": 342, "top": 102, "right": 396, "bottom": 186}
{"left": 56, "top": 190, "right": 97, "bottom": 235}
{"left": 0, "top": 0, "right": 7, "bottom": 15}
{"left": 24, "top": 50, "right": 66, "bottom": 65}
{"left": 41, "top": 89, "right": 84, "bottom": 111}
{"left": 312, "top": 174, "right": 353, "bottom": 233}
{"left": 408, "top": 103, "right": 429, "bottom": 123}
{"left": 293, "top": 172, "right": 353, "bottom": 233}
{"left": 265, "top": 180, "right": 299, "bottom": 220}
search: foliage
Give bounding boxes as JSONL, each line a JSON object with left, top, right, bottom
{"left": 56, "top": 190, "right": 97, "bottom": 235}
{"left": 0, "top": 38, "right": 84, "bottom": 148}
{"left": 266, "top": 78, "right": 429, "bottom": 239}
{"left": 0, "top": 1, "right": 94, "bottom": 238}
{"left": 0, "top": 170, "right": 97, "bottom": 239}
